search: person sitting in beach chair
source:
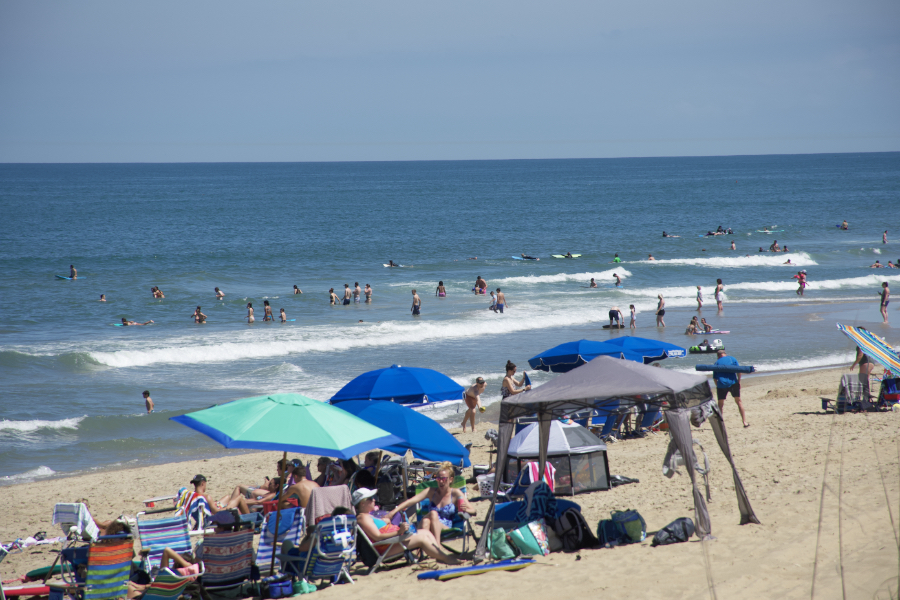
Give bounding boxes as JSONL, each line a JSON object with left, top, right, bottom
{"left": 281, "top": 468, "right": 321, "bottom": 510}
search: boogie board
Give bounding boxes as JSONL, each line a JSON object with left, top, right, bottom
{"left": 513, "top": 256, "right": 539, "bottom": 260}
{"left": 551, "top": 254, "right": 581, "bottom": 258}
{"left": 689, "top": 347, "right": 722, "bottom": 354}
{"left": 688, "top": 330, "right": 729, "bottom": 334}
{"left": 602, "top": 324, "right": 625, "bottom": 329}
{"left": 695, "top": 364, "right": 755, "bottom": 373}
{"left": 56, "top": 275, "right": 80, "bottom": 279}
{"left": 417, "top": 558, "right": 536, "bottom": 581}
{"left": 383, "top": 264, "right": 406, "bottom": 267}
{"left": 523, "top": 372, "right": 532, "bottom": 387}
{"left": 757, "top": 230, "right": 783, "bottom": 233}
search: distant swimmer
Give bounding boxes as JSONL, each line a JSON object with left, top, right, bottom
{"left": 279, "top": 308, "right": 287, "bottom": 323}
{"left": 758, "top": 247, "right": 766, "bottom": 253}
{"left": 784, "top": 258, "right": 792, "bottom": 265}
{"left": 884, "top": 230, "right": 888, "bottom": 244}
{"left": 293, "top": 285, "right": 302, "bottom": 295}
{"left": 696, "top": 286, "right": 703, "bottom": 310}
{"left": 880, "top": 282, "right": 890, "bottom": 323}
{"left": 520, "top": 253, "right": 539, "bottom": 260}
{"left": 648, "top": 254, "right": 655, "bottom": 261}
{"left": 769, "top": 240, "right": 780, "bottom": 252}
{"left": 612, "top": 253, "right": 621, "bottom": 262}
{"left": 716, "top": 226, "right": 725, "bottom": 233}
{"left": 629, "top": 305, "right": 636, "bottom": 329}
{"left": 761, "top": 226, "right": 769, "bottom": 232}
{"left": 889, "top": 261, "right": 896, "bottom": 269}
{"left": 467, "top": 257, "right": 477, "bottom": 260}
{"left": 473, "top": 276, "right": 487, "bottom": 295}
{"left": 840, "top": 220, "right": 849, "bottom": 230}
{"left": 589, "top": 278, "right": 597, "bottom": 288}
{"left": 387, "top": 260, "right": 399, "bottom": 267}
{"left": 342, "top": 284, "right": 352, "bottom": 306}
{"left": 613, "top": 273, "right": 621, "bottom": 287}
{"left": 496, "top": 288, "right": 507, "bottom": 313}
{"left": 122, "top": 317, "right": 153, "bottom": 326}
{"left": 69, "top": 265, "right": 77, "bottom": 279}
{"left": 411, "top": 289, "right": 421, "bottom": 316}
{"left": 329, "top": 288, "right": 338, "bottom": 305}
{"left": 661, "top": 232, "right": 680, "bottom": 238}
{"left": 730, "top": 240, "right": 735, "bottom": 250}
{"left": 99, "top": 294, "right": 106, "bottom": 302}
{"left": 782, "top": 246, "right": 789, "bottom": 253}
{"left": 215, "top": 287, "right": 225, "bottom": 299}
{"left": 870, "top": 261, "right": 884, "bottom": 268}
{"left": 364, "top": 284, "right": 372, "bottom": 303}
{"left": 565, "top": 252, "right": 573, "bottom": 258}
{"left": 263, "top": 300, "right": 274, "bottom": 321}
{"left": 436, "top": 281, "right": 447, "bottom": 297}
{"left": 354, "top": 282, "right": 361, "bottom": 303}
{"left": 143, "top": 390, "right": 154, "bottom": 414}
{"left": 608, "top": 306, "right": 623, "bottom": 328}
{"left": 246, "top": 302, "right": 255, "bottom": 323}
{"left": 190, "top": 306, "right": 207, "bottom": 323}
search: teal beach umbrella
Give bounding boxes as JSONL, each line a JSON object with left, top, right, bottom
{"left": 170, "top": 393, "right": 403, "bottom": 459}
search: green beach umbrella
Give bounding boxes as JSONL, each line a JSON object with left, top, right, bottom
{"left": 170, "top": 393, "right": 404, "bottom": 459}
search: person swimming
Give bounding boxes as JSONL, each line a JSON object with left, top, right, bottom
{"left": 589, "top": 278, "right": 597, "bottom": 288}
{"left": 387, "top": 260, "right": 399, "bottom": 267}
{"left": 293, "top": 285, "right": 302, "bottom": 294}
{"left": 215, "top": 287, "right": 225, "bottom": 298}
{"left": 520, "top": 253, "right": 539, "bottom": 260}
{"left": 121, "top": 317, "right": 153, "bottom": 326}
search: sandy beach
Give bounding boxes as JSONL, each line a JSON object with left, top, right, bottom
{"left": 2, "top": 367, "right": 897, "bottom": 599}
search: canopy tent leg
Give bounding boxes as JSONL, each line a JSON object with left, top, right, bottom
{"left": 537, "top": 411, "right": 552, "bottom": 490}
{"left": 707, "top": 405, "right": 761, "bottom": 525}
{"left": 475, "top": 421, "right": 514, "bottom": 561}
{"left": 667, "top": 409, "right": 712, "bottom": 539}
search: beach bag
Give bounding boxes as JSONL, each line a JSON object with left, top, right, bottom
{"left": 508, "top": 519, "right": 550, "bottom": 556}
{"left": 487, "top": 528, "right": 517, "bottom": 560}
{"left": 598, "top": 509, "right": 646, "bottom": 546}
{"left": 553, "top": 507, "right": 598, "bottom": 551}
{"left": 651, "top": 517, "right": 695, "bottom": 547}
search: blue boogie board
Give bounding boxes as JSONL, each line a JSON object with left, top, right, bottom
{"left": 56, "top": 275, "right": 80, "bottom": 279}
{"left": 417, "top": 558, "right": 536, "bottom": 581}
{"left": 695, "top": 364, "right": 755, "bottom": 373}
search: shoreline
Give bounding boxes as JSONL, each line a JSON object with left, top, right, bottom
{"left": 2, "top": 366, "right": 898, "bottom": 599}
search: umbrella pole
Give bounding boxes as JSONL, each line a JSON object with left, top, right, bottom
{"left": 373, "top": 450, "right": 383, "bottom": 489}
{"left": 269, "top": 451, "right": 287, "bottom": 576}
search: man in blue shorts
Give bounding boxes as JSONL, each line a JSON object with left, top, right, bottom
{"left": 713, "top": 350, "right": 749, "bottom": 428}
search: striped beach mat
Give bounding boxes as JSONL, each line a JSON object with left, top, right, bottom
{"left": 200, "top": 530, "right": 253, "bottom": 587}
{"left": 137, "top": 515, "right": 192, "bottom": 570}
{"left": 84, "top": 542, "right": 133, "bottom": 600}
{"left": 140, "top": 571, "right": 191, "bottom": 600}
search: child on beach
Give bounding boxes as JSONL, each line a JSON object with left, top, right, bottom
{"left": 629, "top": 305, "right": 636, "bottom": 329}
{"left": 280, "top": 308, "right": 287, "bottom": 322}
{"left": 143, "top": 390, "right": 154, "bottom": 414}
{"left": 696, "top": 286, "right": 703, "bottom": 309}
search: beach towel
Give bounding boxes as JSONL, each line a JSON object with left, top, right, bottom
{"left": 304, "top": 487, "right": 354, "bottom": 527}
{"left": 524, "top": 461, "right": 556, "bottom": 493}
{"left": 515, "top": 482, "right": 557, "bottom": 524}
{"left": 52, "top": 503, "right": 100, "bottom": 541}
{"left": 173, "top": 491, "right": 210, "bottom": 530}
{"left": 256, "top": 508, "right": 305, "bottom": 571}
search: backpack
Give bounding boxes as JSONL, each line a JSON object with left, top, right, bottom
{"left": 651, "top": 517, "right": 695, "bottom": 547}
{"left": 597, "top": 509, "right": 646, "bottom": 547}
{"left": 553, "top": 507, "right": 598, "bottom": 551}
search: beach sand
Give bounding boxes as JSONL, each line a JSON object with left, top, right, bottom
{"left": 2, "top": 367, "right": 898, "bottom": 599}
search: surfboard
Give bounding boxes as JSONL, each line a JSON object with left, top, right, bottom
{"left": 513, "top": 256, "right": 539, "bottom": 260}
{"left": 56, "top": 275, "right": 79, "bottom": 279}
{"left": 688, "top": 330, "right": 729, "bottom": 334}
{"left": 417, "top": 558, "right": 536, "bottom": 581}
{"left": 695, "top": 364, "right": 755, "bottom": 374}
{"left": 383, "top": 264, "right": 409, "bottom": 267}
{"left": 512, "top": 256, "right": 524, "bottom": 260}
{"left": 757, "top": 230, "right": 783, "bottom": 233}
{"left": 551, "top": 254, "right": 581, "bottom": 258}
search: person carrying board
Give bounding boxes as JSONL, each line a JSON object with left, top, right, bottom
{"left": 713, "top": 350, "right": 749, "bottom": 428}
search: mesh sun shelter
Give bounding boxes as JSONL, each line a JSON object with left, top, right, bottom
{"left": 475, "top": 356, "right": 760, "bottom": 559}
{"left": 505, "top": 421, "right": 610, "bottom": 494}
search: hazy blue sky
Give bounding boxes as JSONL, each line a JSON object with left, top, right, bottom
{"left": 1, "top": 0, "right": 898, "bottom": 162}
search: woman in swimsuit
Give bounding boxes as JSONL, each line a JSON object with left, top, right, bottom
{"left": 699, "top": 317, "right": 713, "bottom": 333}
{"left": 656, "top": 295, "right": 666, "bottom": 327}
{"left": 215, "top": 287, "right": 225, "bottom": 299}
{"left": 685, "top": 317, "right": 699, "bottom": 334}
{"left": 329, "top": 288, "right": 338, "bottom": 305}
{"left": 501, "top": 360, "right": 530, "bottom": 399}
{"left": 880, "top": 282, "right": 890, "bottom": 323}
{"left": 435, "top": 281, "right": 447, "bottom": 297}
{"left": 246, "top": 303, "right": 254, "bottom": 323}
{"left": 364, "top": 284, "right": 372, "bottom": 303}
{"left": 262, "top": 300, "right": 274, "bottom": 321}
{"left": 386, "top": 461, "right": 475, "bottom": 543}
{"left": 715, "top": 279, "right": 724, "bottom": 311}
{"left": 355, "top": 488, "right": 460, "bottom": 565}
{"left": 293, "top": 285, "right": 302, "bottom": 295}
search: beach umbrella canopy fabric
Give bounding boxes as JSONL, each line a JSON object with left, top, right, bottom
{"left": 329, "top": 364, "right": 465, "bottom": 407}
{"left": 528, "top": 339, "right": 628, "bottom": 373}
{"left": 334, "top": 400, "right": 471, "bottom": 467}
{"left": 837, "top": 323, "right": 900, "bottom": 376}
{"left": 170, "top": 393, "right": 404, "bottom": 459}
{"left": 600, "top": 336, "right": 687, "bottom": 363}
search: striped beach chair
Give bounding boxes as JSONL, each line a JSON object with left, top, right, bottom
{"left": 140, "top": 566, "right": 203, "bottom": 600}
{"left": 136, "top": 514, "right": 192, "bottom": 572}
{"left": 256, "top": 507, "right": 305, "bottom": 574}
{"left": 280, "top": 515, "right": 356, "bottom": 586}
{"left": 52, "top": 539, "right": 134, "bottom": 600}
{"left": 199, "top": 530, "right": 254, "bottom": 591}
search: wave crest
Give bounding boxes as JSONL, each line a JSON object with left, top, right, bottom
{"left": 633, "top": 252, "right": 817, "bottom": 268}
{"left": 0, "top": 417, "right": 85, "bottom": 434}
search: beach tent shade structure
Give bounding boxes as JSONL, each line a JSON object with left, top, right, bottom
{"left": 506, "top": 421, "right": 609, "bottom": 494}
{"left": 333, "top": 400, "right": 471, "bottom": 467}
{"left": 528, "top": 340, "right": 627, "bottom": 373}
{"left": 474, "top": 357, "right": 760, "bottom": 560}
{"left": 837, "top": 323, "right": 900, "bottom": 377}
{"left": 329, "top": 364, "right": 465, "bottom": 407}
{"left": 170, "top": 393, "right": 403, "bottom": 459}
{"left": 599, "top": 336, "right": 687, "bottom": 363}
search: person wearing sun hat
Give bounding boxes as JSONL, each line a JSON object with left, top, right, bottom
{"left": 353, "top": 488, "right": 461, "bottom": 565}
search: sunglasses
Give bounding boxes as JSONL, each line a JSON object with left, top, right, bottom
{"left": 435, "top": 476, "right": 450, "bottom": 482}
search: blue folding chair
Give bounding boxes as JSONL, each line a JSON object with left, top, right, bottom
{"left": 280, "top": 515, "right": 357, "bottom": 587}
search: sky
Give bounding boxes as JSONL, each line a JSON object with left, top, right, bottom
{"left": 0, "top": 0, "right": 898, "bottom": 162}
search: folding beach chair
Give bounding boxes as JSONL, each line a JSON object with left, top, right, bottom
{"left": 354, "top": 521, "right": 416, "bottom": 575}
{"left": 197, "top": 530, "right": 254, "bottom": 594}
{"left": 304, "top": 487, "right": 354, "bottom": 527}
{"left": 51, "top": 538, "right": 134, "bottom": 600}
{"left": 279, "top": 515, "right": 356, "bottom": 587}
{"left": 877, "top": 378, "right": 900, "bottom": 409}
{"left": 135, "top": 514, "right": 192, "bottom": 574}
{"left": 53, "top": 504, "right": 101, "bottom": 542}
{"left": 256, "top": 507, "right": 305, "bottom": 575}
{"left": 139, "top": 564, "right": 205, "bottom": 600}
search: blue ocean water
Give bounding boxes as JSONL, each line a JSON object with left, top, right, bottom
{"left": 1, "top": 153, "right": 899, "bottom": 483}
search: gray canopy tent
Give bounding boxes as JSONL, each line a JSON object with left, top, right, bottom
{"left": 475, "top": 356, "right": 759, "bottom": 559}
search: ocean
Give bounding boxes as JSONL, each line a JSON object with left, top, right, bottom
{"left": 1, "top": 153, "right": 898, "bottom": 484}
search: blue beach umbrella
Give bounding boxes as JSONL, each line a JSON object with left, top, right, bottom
{"left": 334, "top": 400, "right": 471, "bottom": 467}
{"left": 601, "top": 336, "right": 687, "bottom": 363}
{"left": 528, "top": 340, "right": 630, "bottom": 373}
{"left": 329, "top": 364, "right": 465, "bottom": 407}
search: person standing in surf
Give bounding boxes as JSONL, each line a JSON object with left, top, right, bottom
{"left": 613, "top": 273, "right": 622, "bottom": 287}
{"left": 279, "top": 308, "right": 288, "bottom": 323}
{"left": 411, "top": 289, "right": 421, "bottom": 316}
{"left": 880, "top": 282, "right": 890, "bottom": 323}
{"left": 329, "top": 288, "right": 338, "bottom": 305}
{"left": 143, "top": 390, "right": 154, "bottom": 414}
{"left": 364, "top": 284, "right": 372, "bottom": 303}
{"left": 629, "top": 305, "right": 636, "bottom": 329}
{"left": 883, "top": 230, "right": 888, "bottom": 244}
{"left": 495, "top": 288, "right": 507, "bottom": 313}
{"left": 696, "top": 286, "right": 703, "bottom": 310}
{"left": 293, "top": 285, "right": 302, "bottom": 295}
{"left": 354, "top": 282, "right": 361, "bottom": 303}
{"left": 715, "top": 279, "right": 724, "bottom": 311}
{"left": 262, "top": 300, "right": 274, "bottom": 321}
{"left": 215, "top": 287, "right": 225, "bottom": 298}
{"left": 730, "top": 240, "right": 736, "bottom": 250}
{"left": 655, "top": 294, "right": 666, "bottom": 327}
{"left": 246, "top": 302, "right": 254, "bottom": 323}
{"left": 342, "top": 284, "right": 352, "bottom": 306}
{"left": 436, "top": 281, "right": 447, "bottom": 297}
{"left": 589, "top": 278, "right": 597, "bottom": 288}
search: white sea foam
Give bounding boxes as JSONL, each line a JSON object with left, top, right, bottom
{"left": 0, "top": 417, "right": 85, "bottom": 433}
{"left": 2, "top": 466, "right": 57, "bottom": 482}
{"left": 873, "top": 248, "right": 881, "bottom": 254}
{"left": 491, "top": 268, "right": 631, "bottom": 285}
{"left": 631, "top": 252, "right": 817, "bottom": 268}
{"left": 620, "top": 273, "right": 900, "bottom": 299}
